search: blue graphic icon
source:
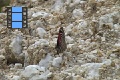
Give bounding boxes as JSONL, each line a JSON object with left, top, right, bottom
{"left": 12, "top": 7, "right": 22, "bottom": 12}
{"left": 12, "top": 22, "right": 22, "bottom": 28}
{"left": 12, "top": 13, "right": 22, "bottom": 21}
{"left": 7, "top": 6, "right": 28, "bottom": 28}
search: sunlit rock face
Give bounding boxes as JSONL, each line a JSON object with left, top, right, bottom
{"left": 0, "top": 0, "right": 120, "bottom": 80}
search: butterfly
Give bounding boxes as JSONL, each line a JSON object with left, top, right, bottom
{"left": 55, "top": 27, "right": 67, "bottom": 54}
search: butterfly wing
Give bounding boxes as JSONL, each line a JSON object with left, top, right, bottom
{"left": 55, "top": 27, "right": 67, "bottom": 54}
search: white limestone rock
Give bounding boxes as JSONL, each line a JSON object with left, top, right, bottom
{"left": 73, "top": 0, "right": 81, "bottom": 4}
{"left": 11, "top": 76, "right": 20, "bottom": 80}
{"left": 28, "top": 10, "right": 34, "bottom": 19}
{"left": 32, "top": 11, "right": 49, "bottom": 18}
{"left": 38, "top": 39, "right": 49, "bottom": 46}
{"left": 77, "top": 20, "right": 88, "bottom": 30}
{"left": 102, "top": 59, "right": 112, "bottom": 66}
{"left": 81, "top": 63, "right": 104, "bottom": 79}
{"left": 90, "top": 49, "right": 98, "bottom": 54}
{"left": 52, "top": 57, "right": 62, "bottom": 67}
{"left": 39, "top": 53, "right": 53, "bottom": 68}
{"left": 72, "top": 75, "right": 81, "bottom": 80}
{"left": 30, "top": 39, "right": 49, "bottom": 48}
{"left": 29, "top": 75, "right": 47, "bottom": 80}
{"left": 31, "top": 0, "right": 37, "bottom": 2}
{"left": 65, "top": 36, "right": 74, "bottom": 44}
{"left": 101, "top": 37, "right": 106, "bottom": 41}
{"left": 65, "top": 0, "right": 72, "bottom": 5}
{"left": 9, "top": 35, "right": 23, "bottom": 54}
{"left": 70, "top": 0, "right": 81, "bottom": 7}
{"left": 0, "top": 0, "right": 119, "bottom": 80}
{"left": 72, "top": 9, "right": 84, "bottom": 19}
{"left": 36, "top": 20, "right": 44, "bottom": 28}
{"left": 30, "top": 70, "right": 52, "bottom": 80}
{"left": 67, "top": 44, "right": 74, "bottom": 49}
{"left": 20, "top": 64, "right": 52, "bottom": 80}
{"left": 114, "top": 24, "right": 120, "bottom": 31}
{"left": 52, "top": 0, "right": 64, "bottom": 11}
{"left": 65, "top": 24, "right": 74, "bottom": 35}
{"left": 49, "top": 38, "right": 57, "bottom": 48}
{"left": 114, "top": 43, "right": 120, "bottom": 47}
{"left": 99, "top": 13, "right": 114, "bottom": 29}
{"left": 78, "top": 39, "right": 85, "bottom": 45}
{"left": 14, "top": 63, "right": 22, "bottom": 69}
{"left": 20, "top": 65, "right": 45, "bottom": 79}
{"left": 36, "top": 27, "right": 47, "bottom": 38}
{"left": 80, "top": 59, "right": 112, "bottom": 79}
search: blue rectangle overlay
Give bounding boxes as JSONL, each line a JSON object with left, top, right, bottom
{"left": 7, "top": 7, "right": 28, "bottom": 28}
{"left": 12, "top": 22, "right": 22, "bottom": 28}
{"left": 12, "top": 7, "right": 22, "bottom": 12}
{"left": 12, "top": 13, "right": 22, "bottom": 21}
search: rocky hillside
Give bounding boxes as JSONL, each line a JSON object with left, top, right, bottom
{"left": 0, "top": 0, "right": 120, "bottom": 80}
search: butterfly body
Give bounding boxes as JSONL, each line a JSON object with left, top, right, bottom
{"left": 55, "top": 27, "right": 67, "bottom": 54}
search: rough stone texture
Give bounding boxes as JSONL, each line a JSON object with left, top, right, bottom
{"left": 0, "top": 0, "right": 120, "bottom": 80}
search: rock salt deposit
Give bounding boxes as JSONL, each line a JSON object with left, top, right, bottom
{"left": 0, "top": 0, "right": 120, "bottom": 80}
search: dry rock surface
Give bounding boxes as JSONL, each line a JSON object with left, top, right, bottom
{"left": 0, "top": 0, "right": 120, "bottom": 80}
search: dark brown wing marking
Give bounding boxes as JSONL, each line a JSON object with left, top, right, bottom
{"left": 55, "top": 27, "right": 67, "bottom": 54}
